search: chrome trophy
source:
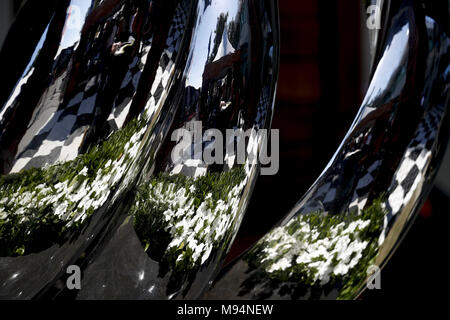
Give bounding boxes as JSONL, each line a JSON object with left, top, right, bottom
{"left": 0, "top": 0, "right": 279, "bottom": 299}
{"left": 206, "top": 0, "right": 450, "bottom": 300}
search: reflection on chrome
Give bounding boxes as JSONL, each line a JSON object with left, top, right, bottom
{"left": 1, "top": 0, "right": 447, "bottom": 301}
{"left": 206, "top": 0, "right": 449, "bottom": 300}
{"left": 241, "top": 198, "right": 384, "bottom": 299}
{"left": 0, "top": 0, "right": 279, "bottom": 299}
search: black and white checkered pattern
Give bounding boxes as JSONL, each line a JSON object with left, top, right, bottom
{"left": 107, "top": 0, "right": 189, "bottom": 130}
{"left": 10, "top": 0, "right": 190, "bottom": 173}
{"left": 10, "top": 70, "right": 98, "bottom": 173}
{"left": 348, "top": 159, "right": 382, "bottom": 213}
{"left": 170, "top": 118, "right": 209, "bottom": 177}
{"left": 167, "top": 52, "right": 272, "bottom": 177}
{"left": 105, "top": 43, "right": 152, "bottom": 131}
{"left": 166, "top": 1, "right": 188, "bottom": 56}
{"left": 254, "top": 85, "right": 270, "bottom": 129}
{"left": 134, "top": 0, "right": 189, "bottom": 119}
{"left": 298, "top": 129, "right": 379, "bottom": 215}
{"left": 300, "top": 99, "right": 445, "bottom": 220}
{"left": 380, "top": 103, "right": 446, "bottom": 241}
{"left": 168, "top": 120, "right": 262, "bottom": 178}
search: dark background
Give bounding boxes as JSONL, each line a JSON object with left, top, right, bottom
{"left": 229, "top": 0, "right": 450, "bottom": 300}
{"left": 1, "top": 0, "right": 449, "bottom": 300}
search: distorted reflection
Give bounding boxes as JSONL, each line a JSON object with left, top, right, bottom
{"left": 78, "top": 0, "right": 277, "bottom": 299}
{"left": 1, "top": 0, "right": 183, "bottom": 257}
{"left": 206, "top": 0, "right": 449, "bottom": 300}
{"left": 0, "top": 0, "right": 279, "bottom": 300}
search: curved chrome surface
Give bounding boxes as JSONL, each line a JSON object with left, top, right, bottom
{"left": 0, "top": 0, "right": 279, "bottom": 299}
{"left": 206, "top": 0, "right": 450, "bottom": 300}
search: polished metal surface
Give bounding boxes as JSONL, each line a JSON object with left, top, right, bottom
{"left": 206, "top": 0, "right": 450, "bottom": 300}
{"left": 0, "top": 0, "right": 279, "bottom": 299}
{"left": 1, "top": 0, "right": 448, "bottom": 301}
